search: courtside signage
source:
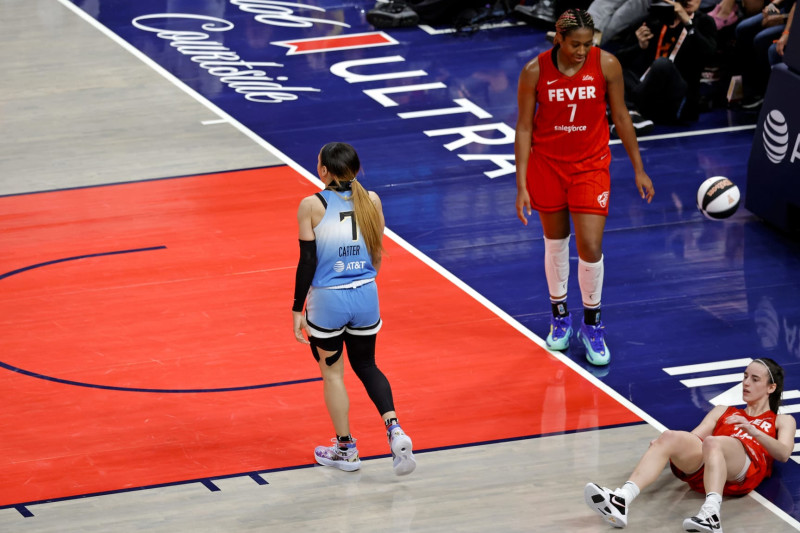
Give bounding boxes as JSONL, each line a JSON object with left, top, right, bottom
{"left": 746, "top": 64, "right": 800, "bottom": 232}
{"left": 102, "top": 1, "right": 525, "bottom": 181}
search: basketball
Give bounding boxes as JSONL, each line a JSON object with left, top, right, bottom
{"left": 696, "top": 177, "right": 740, "bottom": 220}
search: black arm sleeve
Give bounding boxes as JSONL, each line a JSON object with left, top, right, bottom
{"left": 292, "top": 239, "right": 317, "bottom": 312}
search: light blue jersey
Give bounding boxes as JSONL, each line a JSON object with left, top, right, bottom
{"left": 311, "top": 189, "right": 377, "bottom": 288}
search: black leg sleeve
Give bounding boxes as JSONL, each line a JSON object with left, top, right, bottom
{"left": 344, "top": 333, "right": 395, "bottom": 415}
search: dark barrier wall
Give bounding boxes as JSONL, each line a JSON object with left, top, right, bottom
{"left": 746, "top": 59, "right": 800, "bottom": 235}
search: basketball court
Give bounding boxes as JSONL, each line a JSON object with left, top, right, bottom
{"left": 1, "top": 1, "right": 799, "bottom": 531}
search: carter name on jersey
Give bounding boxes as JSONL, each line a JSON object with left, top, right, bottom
{"left": 339, "top": 245, "right": 361, "bottom": 257}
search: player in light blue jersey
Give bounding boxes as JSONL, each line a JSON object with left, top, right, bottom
{"left": 292, "top": 142, "right": 415, "bottom": 476}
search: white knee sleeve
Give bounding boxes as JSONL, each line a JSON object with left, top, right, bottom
{"left": 544, "top": 236, "right": 570, "bottom": 300}
{"left": 578, "top": 255, "right": 604, "bottom": 308}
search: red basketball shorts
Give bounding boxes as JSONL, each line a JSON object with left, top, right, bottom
{"left": 670, "top": 452, "right": 769, "bottom": 496}
{"left": 525, "top": 147, "right": 611, "bottom": 216}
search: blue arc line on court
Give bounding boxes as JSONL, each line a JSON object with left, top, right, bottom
{"left": 0, "top": 245, "right": 322, "bottom": 393}
{"left": 0, "top": 246, "right": 168, "bottom": 281}
{"left": 0, "top": 360, "right": 322, "bottom": 393}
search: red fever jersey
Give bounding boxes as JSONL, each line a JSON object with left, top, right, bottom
{"left": 531, "top": 46, "right": 609, "bottom": 162}
{"left": 672, "top": 406, "right": 779, "bottom": 496}
{"left": 713, "top": 406, "right": 777, "bottom": 478}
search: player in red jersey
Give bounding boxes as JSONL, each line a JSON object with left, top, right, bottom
{"left": 514, "top": 9, "right": 654, "bottom": 366}
{"left": 585, "top": 358, "right": 796, "bottom": 532}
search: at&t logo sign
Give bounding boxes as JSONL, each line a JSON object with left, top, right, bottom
{"left": 763, "top": 109, "right": 800, "bottom": 165}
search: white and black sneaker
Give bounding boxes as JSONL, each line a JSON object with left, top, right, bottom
{"left": 610, "top": 110, "right": 654, "bottom": 138}
{"left": 683, "top": 504, "right": 723, "bottom": 532}
{"left": 585, "top": 483, "right": 628, "bottom": 528}
{"left": 629, "top": 111, "right": 655, "bottom": 135}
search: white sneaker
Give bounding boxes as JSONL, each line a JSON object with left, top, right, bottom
{"left": 683, "top": 503, "right": 723, "bottom": 532}
{"left": 314, "top": 438, "right": 361, "bottom": 472}
{"left": 388, "top": 425, "right": 416, "bottom": 476}
{"left": 585, "top": 483, "right": 628, "bottom": 528}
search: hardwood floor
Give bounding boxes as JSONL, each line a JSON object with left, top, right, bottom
{"left": 0, "top": 1, "right": 797, "bottom": 531}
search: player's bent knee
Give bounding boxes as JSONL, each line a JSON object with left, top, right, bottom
{"left": 701, "top": 435, "right": 725, "bottom": 453}
{"left": 657, "top": 429, "right": 680, "bottom": 443}
{"left": 658, "top": 429, "right": 694, "bottom": 450}
{"left": 310, "top": 335, "right": 345, "bottom": 366}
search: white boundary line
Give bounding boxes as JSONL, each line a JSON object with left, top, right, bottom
{"left": 55, "top": 0, "right": 653, "bottom": 425}
{"left": 609, "top": 124, "right": 757, "bottom": 145}
{"left": 750, "top": 492, "right": 800, "bottom": 531}
{"left": 54, "top": 2, "right": 800, "bottom": 529}
{"left": 383, "top": 227, "right": 662, "bottom": 430}
{"left": 55, "top": 0, "right": 317, "bottom": 188}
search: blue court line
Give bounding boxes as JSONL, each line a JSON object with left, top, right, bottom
{"left": 0, "top": 246, "right": 168, "bottom": 281}
{"left": 0, "top": 164, "right": 283, "bottom": 199}
{"left": 0, "top": 421, "right": 645, "bottom": 517}
{"left": 0, "top": 245, "right": 322, "bottom": 393}
{"left": 609, "top": 124, "right": 757, "bottom": 145}
{"left": 201, "top": 480, "right": 220, "bottom": 492}
{"left": 0, "top": 358, "right": 323, "bottom": 394}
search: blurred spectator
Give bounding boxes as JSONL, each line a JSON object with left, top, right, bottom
{"left": 368, "top": 0, "right": 530, "bottom": 29}
{"left": 616, "top": 0, "right": 717, "bottom": 125}
{"left": 770, "top": 2, "right": 795, "bottom": 62}
{"left": 709, "top": 0, "right": 738, "bottom": 29}
{"left": 513, "top": 0, "right": 592, "bottom": 26}
{"left": 588, "top": 0, "right": 650, "bottom": 46}
{"left": 735, "top": 0, "right": 796, "bottom": 108}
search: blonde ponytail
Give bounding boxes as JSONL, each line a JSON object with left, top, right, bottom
{"left": 350, "top": 179, "right": 384, "bottom": 261}
{"left": 320, "top": 142, "right": 385, "bottom": 261}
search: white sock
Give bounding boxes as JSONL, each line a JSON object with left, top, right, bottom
{"left": 703, "top": 492, "right": 722, "bottom": 516}
{"left": 544, "top": 236, "right": 570, "bottom": 300}
{"left": 578, "top": 255, "right": 604, "bottom": 308}
{"left": 617, "top": 481, "right": 640, "bottom": 504}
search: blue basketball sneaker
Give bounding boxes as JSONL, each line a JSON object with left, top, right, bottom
{"left": 579, "top": 321, "right": 610, "bottom": 365}
{"left": 546, "top": 313, "right": 573, "bottom": 351}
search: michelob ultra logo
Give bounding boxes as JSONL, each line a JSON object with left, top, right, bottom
{"left": 763, "top": 109, "right": 790, "bottom": 164}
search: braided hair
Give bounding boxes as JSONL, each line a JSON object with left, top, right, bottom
{"left": 554, "top": 9, "right": 595, "bottom": 36}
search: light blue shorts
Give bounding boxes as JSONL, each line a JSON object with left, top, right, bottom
{"left": 305, "top": 280, "right": 382, "bottom": 338}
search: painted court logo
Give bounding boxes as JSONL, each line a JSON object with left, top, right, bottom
{"left": 763, "top": 109, "right": 789, "bottom": 164}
